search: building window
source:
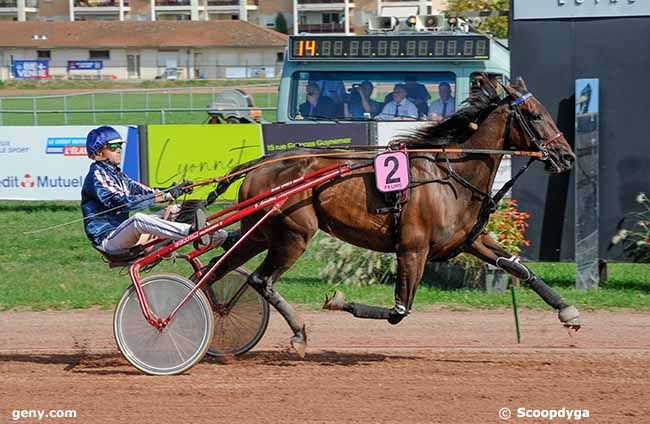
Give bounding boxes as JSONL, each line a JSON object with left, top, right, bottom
{"left": 323, "top": 13, "right": 340, "bottom": 24}
{"left": 37, "top": 50, "right": 51, "bottom": 59}
{"left": 231, "top": 14, "right": 239, "bottom": 20}
{"left": 89, "top": 50, "right": 110, "bottom": 60}
{"left": 276, "top": 52, "right": 284, "bottom": 62}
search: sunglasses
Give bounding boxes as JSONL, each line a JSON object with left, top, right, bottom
{"left": 105, "top": 142, "right": 124, "bottom": 152}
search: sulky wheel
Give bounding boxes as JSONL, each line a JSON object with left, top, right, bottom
{"left": 205, "top": 268, "right": 270, "bottom": 357}
{"left": 113, "top": 273, "right": 214, "bottom": 376}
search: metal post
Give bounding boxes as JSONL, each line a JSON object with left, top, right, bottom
{"left": 91, "top": 93, "right": 96, "bottom": 123}
{"left": 0, "top": 97, "right": 3, "bottom": 126}
{"left": 167, "top": 90, "right": 172, "bottom": 110}
{"left": 161, "top": 109, "right": 166, "bottom": 124}
{"left": 574, "top": 78, "right": 600, "bottom": 290}
{"left": 189, "top": 87, "right": 193, "bottom": 109}
{"left": 63, "top": 95, "right": 68, "bottom": 125}
{"left": 511, "top": 286, "right": 521, "bottom": 344}
{"left": 32, "top": 97, "right": 37, "bottom": 125}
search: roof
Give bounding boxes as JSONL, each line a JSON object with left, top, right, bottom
{"left": 0, "top": 20, "right": 288, "bottom": 49}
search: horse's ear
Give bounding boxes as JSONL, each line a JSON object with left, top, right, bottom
{"left": 473, "top": 73, "right": 498, "bottom": 98}
{"left": 515, "top": 77, "right": 528, "bottom": 93}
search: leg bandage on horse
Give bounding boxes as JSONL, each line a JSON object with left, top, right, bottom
{"left": 495, "top": 256, "right": 531, "bottom": 280}
{"left": 497, "top": 256, "right": 571, "bottom": 311}
{"left": 343, "top": 303, "right": 408, "bottom": 324}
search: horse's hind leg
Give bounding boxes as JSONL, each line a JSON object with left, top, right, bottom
{"left": 324, "top": 247, "right": 428, "bottom": 325}
{"left": 246, "top": 230, "right": 313, "bottom": 357}
{"left": 465, "top": 232, "right": 581, "bottom": 329}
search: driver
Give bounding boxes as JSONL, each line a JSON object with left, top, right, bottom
{"left": 81, "top": 126, "right": 229, "bottom": 254}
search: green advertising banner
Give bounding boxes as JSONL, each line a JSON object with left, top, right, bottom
{"left": 147, "top": 124, "right": 263, "bottom": 201}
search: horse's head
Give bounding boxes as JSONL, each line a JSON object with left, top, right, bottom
{"left": 501, "top": 78, "right": 575, "bottom": 174}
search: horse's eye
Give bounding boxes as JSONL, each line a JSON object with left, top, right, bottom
{"left": 530, "top": 112, "right": 543, "bottom": 121}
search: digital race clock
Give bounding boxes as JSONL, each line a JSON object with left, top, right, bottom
{"left": 289, "top": 35, "right": 490, "bottom": 62}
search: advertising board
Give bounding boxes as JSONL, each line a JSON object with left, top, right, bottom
{"left": 146, "top": 124, "right": 264, "bottom": 201}
{"left": 262, "top": 123, "right": 369, "bottom": 154}
{"left": 12, "top": 60, "right": 49, "bottom": 79}
{"left": 0, "top": 126, "right": 136, "bottom": 200}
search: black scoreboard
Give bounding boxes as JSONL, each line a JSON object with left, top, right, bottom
{"left": 289, "top": 35, "right": 490, "bottom": 62}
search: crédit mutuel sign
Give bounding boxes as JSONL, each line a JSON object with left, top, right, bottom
{"left": 514, "top": 0, "right": 649, "bottom": 20}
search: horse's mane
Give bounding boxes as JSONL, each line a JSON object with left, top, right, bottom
{"left": 392, "top": 77, "right": 502, "bottom": 148}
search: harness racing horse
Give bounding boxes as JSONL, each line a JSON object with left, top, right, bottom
{"left": 206, "top": 75, "right": 582, "bottom": 357}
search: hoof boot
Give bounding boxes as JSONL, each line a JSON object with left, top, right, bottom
{"left": 323, "top": 290, "right": 346, "bottom": 311}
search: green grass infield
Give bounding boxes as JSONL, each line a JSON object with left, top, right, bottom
{"left": 1, "top": 201, "right": 649, "bottom": 311}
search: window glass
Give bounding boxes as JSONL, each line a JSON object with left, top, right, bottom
{"left": 290, "top": 71, "right": 456, "bottom": 122}
{"left": 37, "top": 50, "right": 51, "bottom": 59}
{"left": 89, "top": 50, "right": 110, "bottom": 60}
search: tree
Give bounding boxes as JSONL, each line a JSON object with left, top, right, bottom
{"left": 447, "top": 0, "right": 509, "bottom": 39}
{"left": 275, "top": 12, "right": 288, "bottom": 35}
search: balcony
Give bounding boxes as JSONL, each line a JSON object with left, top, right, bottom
{"left": 297, "top": 23, "right": 348, "bottom": 33}
{"left": 0, "top": 0, "right": 38, "bottom": 5}
{"left": 298, "top": 0, "right": 346, "bottom": 3}
{"left": 155, "top": 0, "right": 190, "bottom": 5}
{"left": 296, "top": 0, "right": 354, "bottom": 12}
{"left": 74, "top": 0, "right": 129, "bottom": 6}
{"left": 0, "top": 0, "right": 39, "bottom": 20}
{"left": 73, "top": 0, "right": 130, "bottom": 19}
{"left": 206, "top": 0, "right": 258, "bottom": 10}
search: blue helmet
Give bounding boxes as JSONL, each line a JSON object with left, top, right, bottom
{"left": 86, "top": 126, "right": 125, "bottom": 158}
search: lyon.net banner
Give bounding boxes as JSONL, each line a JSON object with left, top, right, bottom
{"left": 0, "top": 126, "right": 137, "bottom": 200}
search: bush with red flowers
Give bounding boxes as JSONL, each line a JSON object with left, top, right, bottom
{"left": 485, "top": 198, "right": 531, "bottom": 256}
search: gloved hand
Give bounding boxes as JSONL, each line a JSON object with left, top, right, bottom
{"left": 166, "top": 180, "right": 194, "bottom": 200}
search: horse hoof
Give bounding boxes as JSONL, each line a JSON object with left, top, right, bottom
{"left": 290, "top": 328, "right": 307, "bottom": 358}
{"left": 323, "top": 290, "right": 346, "bottom": 311}
{"left": 559, "top": 305, "right": 582, "bottom": 330}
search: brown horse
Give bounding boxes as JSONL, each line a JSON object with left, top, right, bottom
{"left": 205, "top": 75, "right": 581, "bottom": 356}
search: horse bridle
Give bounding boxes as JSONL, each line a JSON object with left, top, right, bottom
{"left": 506, "top": 92, "right": 563, "bottom": 162}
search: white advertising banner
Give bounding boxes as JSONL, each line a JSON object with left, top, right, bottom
{"left": 376, "top": 122, "right": 511, "bottom": 195}
{"left": 0, "top": 126, "right": 130, "bottom": 201}
{"left": 514, "top": 0, "right": 650, "bottom": 20}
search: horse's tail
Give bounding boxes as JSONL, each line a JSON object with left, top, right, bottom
{"left": 206, "top": 155, "right": 270, "bottom": 204}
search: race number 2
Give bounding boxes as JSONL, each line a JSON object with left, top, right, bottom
{"left": 374, "top": 151, "right": 409, "bottom": 193}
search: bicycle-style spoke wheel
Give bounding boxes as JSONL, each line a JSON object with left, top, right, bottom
{"left": 114, "top": 274, "right": 214, "bottom": 376}
{"left": 206, "top": 268, "right": 269, "bottom": 357}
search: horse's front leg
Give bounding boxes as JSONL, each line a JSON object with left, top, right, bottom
{"left": 324, "top": 247, "right": 428, "bottom": 325}
{"left": 465, "top": 232, "right": 582, "bottom": 329}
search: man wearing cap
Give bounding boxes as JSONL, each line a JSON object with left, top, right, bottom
{"left": 81, "top": 125, "right": 228, "bottom": 254}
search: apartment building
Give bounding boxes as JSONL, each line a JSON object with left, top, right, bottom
{"left": 0, "top": 0, "right": 449, "bottom": 34}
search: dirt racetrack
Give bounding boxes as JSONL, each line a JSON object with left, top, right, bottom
{"left": 1, "top": 307, "right": 649, "bottom": 424}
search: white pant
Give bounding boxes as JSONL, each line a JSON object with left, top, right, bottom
{"left": 102, "top": 212, "right": 191, "bottom": 252}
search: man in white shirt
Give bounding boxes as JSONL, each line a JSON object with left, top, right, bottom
{"left": 377, "top": 84, "right": 418, "bottom": 120}
{"left": 428, "top": 81, "right": 456, "bottom": 123}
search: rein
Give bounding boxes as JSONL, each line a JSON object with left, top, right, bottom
{"left": 187, "top": 146, "right": 545, "bottom": 191}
